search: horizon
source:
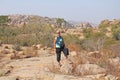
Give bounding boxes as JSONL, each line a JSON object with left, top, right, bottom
{"left": 0, "top": 0, "right": 120, "bottom": 24}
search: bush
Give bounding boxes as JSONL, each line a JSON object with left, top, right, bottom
{"left": 12, "top": 44, "right": 21, "bottom": 51}
{"left": 0, "top": 16, "right": 9, "bottom": 26}
{"left": 82, "top": 28, "right": 93, "bottom": 38}
{"left": 112, "top": 27, "right": 120, "bottom": 40}
{"left": 0, "top": 23, "right": 55, "bottom": 47}
{"left": 81, "top": 31, "right": 105, "bottom": 51}
{"left": 62, "top": 34, "right": 81, "bottom": 51}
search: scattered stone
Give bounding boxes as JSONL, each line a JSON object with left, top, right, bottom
{"left": 70, "top": 51, "right": 77, "bottom": 56}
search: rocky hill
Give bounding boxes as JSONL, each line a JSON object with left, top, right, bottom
{"left": 99, "top": 19, "right": 120, "bottom": 38}
{"left": 1, "top": 15, "right": 94, "bottom": 29}
{"left": 99, "top": 19, "right": 120, "bottom": 26}
{"left": 7, "top": 15, "right": 74, "bottom": 28}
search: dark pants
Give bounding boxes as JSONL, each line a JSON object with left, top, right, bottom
{"left": 56, "top": 48, "right": 69, "bottom": 62}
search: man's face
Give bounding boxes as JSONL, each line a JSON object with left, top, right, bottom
{"left": 57, "top": 32, "right": 60, "bottom": 36}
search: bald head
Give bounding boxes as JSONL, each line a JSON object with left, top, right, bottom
{"left": 56, "top": 30, "right": 61, "bottom": 36}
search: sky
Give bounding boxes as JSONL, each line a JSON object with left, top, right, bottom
{"left": 0, "top": 0, "right": 120, "bottom": 24}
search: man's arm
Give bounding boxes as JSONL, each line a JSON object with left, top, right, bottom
{"left": 54, "top": 37, "right": 56, "bottom": 49}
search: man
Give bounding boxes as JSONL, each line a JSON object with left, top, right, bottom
{"left": 54, "top": 30, "right": 68, "bottom": 67}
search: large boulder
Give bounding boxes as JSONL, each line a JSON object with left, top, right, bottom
{"left": 75, "top": 64, "right": 106, "bottom": 75}
{"left": 60, "top": 60, "right": 73, "bottom": 74}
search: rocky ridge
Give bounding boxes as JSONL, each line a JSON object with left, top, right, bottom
{"left": 7, "top": 15, "right": 73, "bottom": 28}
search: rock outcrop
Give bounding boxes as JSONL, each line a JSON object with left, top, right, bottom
{"left": 75, "top": 64, "right": 106, "bottom": 75}
{"left": 76, "top": 22, "right": 92, "bottom": 28}
{"left": 0, "top": 44, "right": 119, "bottom": 80}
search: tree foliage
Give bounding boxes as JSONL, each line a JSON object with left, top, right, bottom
{"left": 0, "top": 16, "right": 9, "bottom": 26}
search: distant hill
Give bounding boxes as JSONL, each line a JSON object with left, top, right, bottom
{"left": 99, "top": 19, "right": 120, "bottom": 28}
{"left": 6, "top": 15, "right": 74, "bottom": 28}
{"left": 99, "top": 19, "right": 120, "bottom": 39}
{"left": 0, "top": 15, "right": 95, "bottom": 29}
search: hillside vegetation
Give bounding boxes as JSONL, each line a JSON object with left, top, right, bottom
{"left": 0, "top": 15, "right": 120, "bottom": 51}
{"left": 0, "top": 15, "right": 75, "bottom": 46}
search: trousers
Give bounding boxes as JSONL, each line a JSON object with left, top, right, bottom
{"left": 56, "top": 48, "right": 69, "bottom": 62}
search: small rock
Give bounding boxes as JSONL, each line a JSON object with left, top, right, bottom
{"left": 70, "top": 51, "right": 77, "bottom": 56}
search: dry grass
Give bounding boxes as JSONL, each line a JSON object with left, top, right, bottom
{"left": 106, "top": 63, "right": 120, "bottom": 77}
{"left": 67, "top": 43, "right": 81, "bottom": 52}
{"left": 70, "top": 52, "right": 89, "bottom": 75}
{"left": 70, "top": 49, "right": 120, "bottom": 77}
{"left": 94, "top": 49, "right": 120, "bottom": 78}
{"left": 110, "top": 44, "right": 120, "bottom": 57}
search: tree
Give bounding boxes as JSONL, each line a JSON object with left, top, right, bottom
{"left": 112, "top": 29, "right": 120, "bottom": 40}
{"left": 56, "top": 18, "right": 64, "bottom": 28}
{"left": 0, "top": 16, "right": 9, "bottom": 26}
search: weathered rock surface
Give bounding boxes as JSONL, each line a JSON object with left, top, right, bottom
{"left": 0, "top": 44, "right": 119, "bottom": 80}
{"left": 75, "top": 64, "right": 106, "bottom": 75}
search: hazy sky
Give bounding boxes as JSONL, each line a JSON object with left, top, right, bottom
{"left": 0, "top": 0, "right": 120, "bottom": 24}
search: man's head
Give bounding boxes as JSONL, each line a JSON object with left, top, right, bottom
{"left": 56, "top": 30, "right": 61, "bottom": 36}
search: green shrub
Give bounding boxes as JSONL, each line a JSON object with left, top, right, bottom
{"left": 82, "top": 28, "right": 93, "bottom": 38}
{"left": 112, "top": 27, "right": 120, "bottom": 40}
{"left": 62, "top": 34, "right": 81, "bottom": 51}
{"left": 56, "top": 18, "right": 64, "bottom": 28}
{"left": 63, "top": 34, "right": 80, "bottom": 45}
{"left": 81, "top": 31, "right": 106, "bottom": 51}
{"left": 12, "top": 44, "right": 21, "bottom": 51}
{"left": 0, "top": 16, "right": 9, "bottom": 26}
